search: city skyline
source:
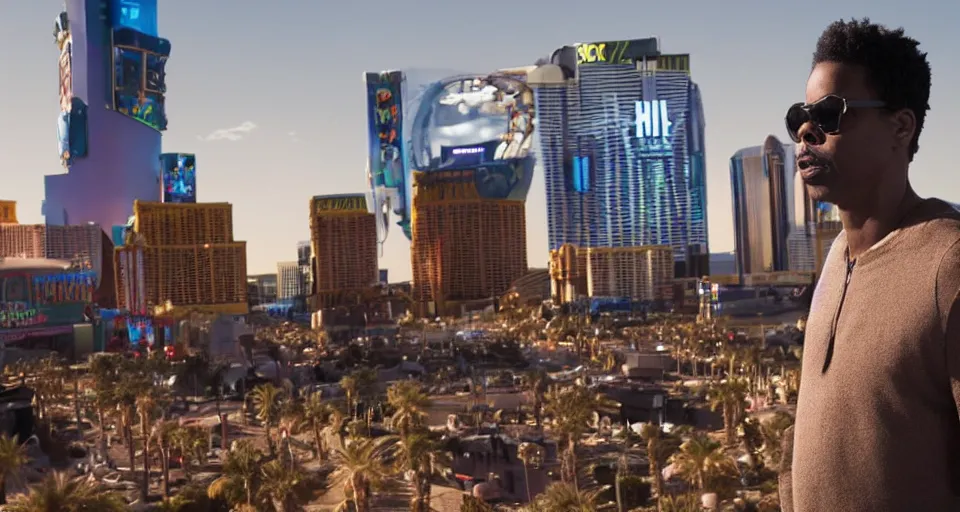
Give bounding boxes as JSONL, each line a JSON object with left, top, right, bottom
{"left": 2, "top": 1, "right": 958, "bottom": 281}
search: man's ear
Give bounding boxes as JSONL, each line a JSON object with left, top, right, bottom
{"left": 891, "top": 108, "right": 916, "bottom": 152}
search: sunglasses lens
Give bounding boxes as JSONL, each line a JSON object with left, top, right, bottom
{"left": 785, "top": 104, "right": 808, "bottom": 142}
{"left": 810, "top": 96, "right": 845, "bottom": 134}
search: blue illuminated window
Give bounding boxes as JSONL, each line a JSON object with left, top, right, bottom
{"left": 572, "top": 156, "right": 590, "bottom": 193}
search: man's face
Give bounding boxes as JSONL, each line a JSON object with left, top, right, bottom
{"left": 794, "top": 62, "right": 893, "bottom": 206}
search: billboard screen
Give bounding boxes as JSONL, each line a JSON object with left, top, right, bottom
{"left": 55, "top": 11, "right": 88, "bottom": 168}
{"left": 365, "top": 71, "right": 407, "bottom": 239}
{"left": 110, "top": 0, "right": 158, "bottom": 37}
{"left": 112, "top": 29, "right": 170, "bottom": 131}
{"left": 409, "top": 73, "right": 536, "bottom": 201}
{"left": 58, "top": 30, "right": 72, "bottom": 113}
{"left": 160, "top": 153, "right": 196, "bottom": 203}
{"left": 297, "top": 241, "right": 311, "bottom": 267}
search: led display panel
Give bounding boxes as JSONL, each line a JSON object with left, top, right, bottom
{"left": 159, "top": 153, "right": 196, "bottom": 203}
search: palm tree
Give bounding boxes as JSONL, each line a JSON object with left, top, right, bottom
{"left": 638, "top": 423, "right": 666, "bottom": 502}
{"left": 668, "top": 433, "right": 738, "bottom": 493}
{"left": 396, "top": 432, "right": 451, "bottom": 512}
{"left": 386, "top": 380, "right": 430, "bottom": 437}
{"left": 155, "top": 483, "right": 213, "bottom": 512}
{"left": 525, "top": 482, "right": 604, "bottom": 512}
{"left": 658, "top": 493, "right": 703, "bottom": 512}
{"left": 460, "top": 494, "right": 496, "bottom": 512}
{"left": 707, "top": 378, "right": 748, "bottom": 446}
{"left": 0, "top": 434, "right": 28, "bottom": 504}
{"left": 136, "top": 387, "right": 165, "bottom": 500}
{"left": 522, "top": 369, "right": 550, "bottom": 429}
{"left": 517, "top": 442, "right": 544, "bottom": 503}
{"left": 208, "top": 440, "right": 263, "bottom": 508}
{"left": 175, "top": 425, "right": 209, "bottom": 480}
{"left": 113, "top": 386, "right": 138, "bottom": 477}
{"left": 302, "top": 390, "right": 333, "bottom": 461}
{"left": 640, "top": 423, "right": 681, "bottom": 504}
{"left": 152, "top": 420, "right": 180, "bottom": 498}
{"left": 330, "top": 435, "right": 397, "bottom": 512}
{"left": 760, "top": 411, "right": 795, "bottom": 468}
{"left": 207, "top": 361, "right": 229, "bottom": 419}
{"left": 340, "top": 375, "right": 359, "bottom": 420}
{"left": 326, "top": 408, "right": 347, "bottom": 448}
{"left": 344, "top": 368, "right": 378, "bottom": 422}
{"left": 5, "top": 472, "right": 126, "bottom": 511}
{"left": 250, "top": 383, "right": 283, "bottom": 455}
{"left": 258, "top": 458, "right": 311, "bottom": 512}
{"left": 89, "top": 354, "right": 123, "bottom": 461}
{"left": 544, "top": 384, "right": 616, "bottom": 488}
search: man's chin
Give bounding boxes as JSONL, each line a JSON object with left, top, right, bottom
{"left": 804, "top": 183, "right": 835, "bottom": 203}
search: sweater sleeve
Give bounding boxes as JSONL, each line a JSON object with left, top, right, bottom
{"left": 936, "top": 238, "right": 960, "bottom": 415}
{"left": 778, "top": 425, "right": 795, "bottom": 512}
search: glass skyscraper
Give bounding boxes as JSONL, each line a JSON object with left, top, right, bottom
{"left": 731, "top": 135, "right": 841, "bottom": 278}
{"left": 531, "top": 40, "right": 708, "bottom": 282}
{"left": 729, "top": 135, "right": 792, "bottom": 279}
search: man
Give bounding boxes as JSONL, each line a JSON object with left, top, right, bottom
{"left": 784, "top": 19, "right": 960, "bottom": 511}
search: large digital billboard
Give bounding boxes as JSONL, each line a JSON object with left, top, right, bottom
{"left": 160, "top": 153, "right": 196, "bottom": 203}
{"left": 409, "top": 73, "right": 536, "bottom": 201}
{"left": 55, "top": 11, "right": 88, "bottom": 167}
{"left": 112, "top": 28, "right": 170, "bottom": 131}
{"left": 110, "top": 0, "right": 158, "bottom": 37}
{"left": 365, "top": 71, "right": 407, "bottom": 240}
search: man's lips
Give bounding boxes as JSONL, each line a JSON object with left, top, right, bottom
{"left": 799, "top": 165, "right": 826, "bottom": 180}
{"left": 798, "top": 156, "right": 828, "bottom": 181}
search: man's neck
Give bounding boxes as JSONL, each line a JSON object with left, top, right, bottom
{"left": 840, "top": 184, "right": 922, "bottom": 260}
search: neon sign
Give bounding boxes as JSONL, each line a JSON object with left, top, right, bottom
{"left": 313, "top": 195, "right": 368, "bottom": 215}
{"left": 575, "top": 39, "right": 659, "bottom": 66}
{"left": 31, "top": 271, "right": 96, "bottom": 305}
{"left": 635, "top": 100, "right": 672, "bottom": 140}
{"left": 0, "top": 303, "right": 47, "bottom": 329}
{"left": 577, "top": 43, "right": 607, "bottom": 64}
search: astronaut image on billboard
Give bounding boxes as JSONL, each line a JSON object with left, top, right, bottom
{"left": 159, "top": 153, "right": 196, "bottom": 203}
{"left": 410, "top": 72, "right": 536, "bottom": 201}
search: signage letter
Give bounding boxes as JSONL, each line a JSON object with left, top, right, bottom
{"left": 635, "top": 100, "right": 672, "bottom": 140}
{"left": 577, "top": 43, "right": 607, "bottom": 64}
{"left": 636, "top": 101, "right": 652, "bottom": 138}
{"left": 659, "top": 100, "right": 672, "bottom": 138}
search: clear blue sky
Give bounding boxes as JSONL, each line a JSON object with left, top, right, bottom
{"left": 2, "top": 1, "right": 958, "bottom": 281}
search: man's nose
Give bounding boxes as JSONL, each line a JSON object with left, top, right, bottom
{"left": 797, "top": 121, "right": 825, "bottom": 146}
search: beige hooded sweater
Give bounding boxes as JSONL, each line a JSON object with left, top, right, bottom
{"left": 784, "top": 199, "right": 960, "bottom": 511}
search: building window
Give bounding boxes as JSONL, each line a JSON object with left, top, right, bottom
{"left": 565, "top": 136, "right": 595, "bottom": 194}
{"left": 572, "top": 155, "right": 590, "bottom": 193}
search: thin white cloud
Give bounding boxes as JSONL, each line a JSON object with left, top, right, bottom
{"left": 198, "top": 121, "right": 258, "bottom": 142}
{"left": 288, "top": 130, "right": 300, "bottom": 143}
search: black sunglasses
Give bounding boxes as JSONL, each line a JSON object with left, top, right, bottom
{"left": 785, "top": 94, "right": 886, "bottom": 143}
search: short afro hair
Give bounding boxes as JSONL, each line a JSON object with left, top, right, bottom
{"left": 813, "top": 18, "right": 931, "bottom": 161}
